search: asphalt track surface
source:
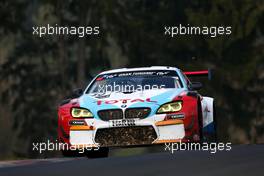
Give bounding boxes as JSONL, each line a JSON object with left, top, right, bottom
{"left": 0, "top": 145, "right": 263, "bottom": 176}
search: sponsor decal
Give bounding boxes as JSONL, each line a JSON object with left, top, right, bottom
{"left": 99, "top": 70, "right": 177, "bottom": 79}
{"left": 69, "top": 120, "right": 86, "bottom": 126}
{"left": 96, "top": 98, "right": 157, "bottom": 105}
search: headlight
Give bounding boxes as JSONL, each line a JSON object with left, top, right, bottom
{"left": 157, "top": 101, "right": 182, "bottom": 114}
{"left": 71, "top": 108, "right": 94, "bottom": 118}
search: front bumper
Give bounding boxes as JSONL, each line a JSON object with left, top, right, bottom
{"left": 69, "top": 115, "right": 185, "bottom": 147}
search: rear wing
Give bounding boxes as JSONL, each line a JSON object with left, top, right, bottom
{"left": 183, "top": 69, "right": 212, "bottom": 80}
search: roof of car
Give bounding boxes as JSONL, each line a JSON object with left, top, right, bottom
{"left": 100, "top": 66, "right": 178, "bottom": 75}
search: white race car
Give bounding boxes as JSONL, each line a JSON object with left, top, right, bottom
{"left": 58, "top": 66, "right": 216, "bottom": 157}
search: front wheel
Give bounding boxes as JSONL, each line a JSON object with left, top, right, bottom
{"left": 85, "top": 147, "right": 109, "bottom": 158}
{"left": 61, "top": 149, "right": 85, "bottom": 157}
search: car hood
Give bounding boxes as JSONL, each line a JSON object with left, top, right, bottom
{"left": 79, "top": 88, "right": 185, "bottom": 118}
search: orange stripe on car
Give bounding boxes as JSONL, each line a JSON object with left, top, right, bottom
{"left": 155, "top": 119, "right": 183, "bottom": 126}
{"left": 70, "top": 125, "right": 95, "bottom": 131}
{"left": 71, "top": 144, "right": 99, "bottom": 148}
{"left": 153, "top": 139, "right": 182, "bottom": 144}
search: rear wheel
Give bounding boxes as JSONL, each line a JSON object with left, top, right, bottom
{"left": 210, "top": 103, "right": 218, "bottom": 142}
{"left": 197, "top": 101, "right": 204, "bottom": 142}
{"left": 85, "top": 147, "right": 109, "bottom": 158}
{"left": 202, "top": 102, "right": 218, "bottom": 143}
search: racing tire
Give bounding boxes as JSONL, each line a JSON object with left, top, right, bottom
{"left": 85, "top": 147, "right": 109, "bottom": 158}
{"left": 61, "top": 149, "right": 85, "bottom": 157}
{"left": 202, "top": 102, "right": 218, "bottom": 143}
{"left": 210, "top": 103, "right": 218, "bottom": 142}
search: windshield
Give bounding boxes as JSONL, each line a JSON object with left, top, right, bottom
{"left": 87, "top": 75, "right": 182, "bottom": 94}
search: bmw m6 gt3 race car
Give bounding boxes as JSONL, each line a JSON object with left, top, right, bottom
{"left": 58, "top": 66, "right": 217, "bottom": 157}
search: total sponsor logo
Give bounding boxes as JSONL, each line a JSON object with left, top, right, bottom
{"left": 96, "top": 98, "right": 157, "bottom": 105}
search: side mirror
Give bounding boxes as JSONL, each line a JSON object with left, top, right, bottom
{"left": 71, "top": 88, "right": 83, "bottom": 98}
{"left": 190, "top": 82, "right": 203, "bottom": 91}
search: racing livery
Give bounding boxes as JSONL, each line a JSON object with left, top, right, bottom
{"left": 58, "top": 66, "right": 216, "bottom": 157}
